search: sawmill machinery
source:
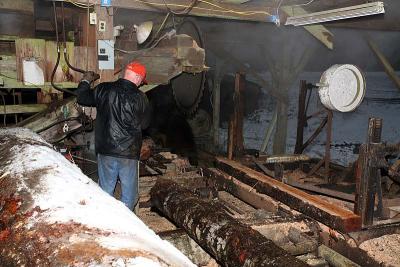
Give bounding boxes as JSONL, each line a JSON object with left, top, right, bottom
{"left": 14, "top": 3, "right": 208, "bottom": 144}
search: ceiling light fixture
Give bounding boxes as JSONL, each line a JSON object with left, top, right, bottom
{"left": 285, "top": 1, "right": 385, "bottom": 26}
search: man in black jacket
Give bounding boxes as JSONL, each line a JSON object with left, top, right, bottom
{"left": 76, "top": 61, "right": 150, "bottom": 211}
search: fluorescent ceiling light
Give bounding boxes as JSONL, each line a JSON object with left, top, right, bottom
{"left": 285, "top": 2, "right": 385, "bottom": 26}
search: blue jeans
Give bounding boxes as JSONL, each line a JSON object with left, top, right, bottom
{"left": 97, "top": 154, "right": 139, "bottom": 210}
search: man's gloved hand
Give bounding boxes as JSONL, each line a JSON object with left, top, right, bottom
{"left": 81, "top": 71, "right": 100, "bottom": 84}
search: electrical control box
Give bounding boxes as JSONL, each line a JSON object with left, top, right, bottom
{"left": 89, "top": 12, "right": 97, "bottom": 25}
{"left": 97, "top": 40, "right": 114, "bottom": 70}
{"left": 99, "top": 21, "right": 106, "bottom": 32}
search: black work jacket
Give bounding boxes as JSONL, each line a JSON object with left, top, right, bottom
{"left": 76, "top": 78, "right": 150, "bottom": 159}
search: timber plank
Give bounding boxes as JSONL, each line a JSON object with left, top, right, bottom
{"left": 79, "top": 0, "right": 274, "bottom": 22}
{"left": 215, "top": 157, "right": 361, "bottom": 232}
{"left": 0, "top": 104, "right": 47, "bottom": 114}
{"left": 204, "top": 168, "right": 279, "bottom": 212}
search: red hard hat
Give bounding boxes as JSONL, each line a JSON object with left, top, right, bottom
{"left": 126, "top": 61, "right": 147, "bottom": 84}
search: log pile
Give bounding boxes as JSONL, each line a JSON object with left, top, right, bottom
{"left": 150, "top": 178, "right": 308, "bottom": 267}
{"left": 0, "top": 128, "right": 195, "bottom": 266}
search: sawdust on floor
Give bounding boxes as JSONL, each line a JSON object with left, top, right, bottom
{"left": 359, "top": 234, "right": 400, "bottom": 266}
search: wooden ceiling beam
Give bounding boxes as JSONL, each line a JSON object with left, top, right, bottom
{"left": 77, "top": 0, "right": 276, "bottom": 22}
{"left": 0, "top": 0, "right": 34, "bottom": 14}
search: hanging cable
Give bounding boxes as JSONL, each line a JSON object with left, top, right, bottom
{"left": 162, "top": 0, "right": 198, "bottom": 15}
{"left": 61, "top": 1, "right": 86, "bottom": 74}
{"left": 51, "top": 1, "right": 78, "bottom": 96}
{"left": 36, "top": 117, "right": 80, "bottom": 133}
{"left": 68, "top": 0, "right": 272, "bottom": 15}
{"left": 291, "top": 0, "right": 316, "bottom": 7}
{"left": 144, "top": 12, "right": 170, "bottom": 49}
{"left": 86, "top": 0, "right": 90, "bottom": 71}
{"left": 66, "top": 0, "right": 94, "bottom": 9}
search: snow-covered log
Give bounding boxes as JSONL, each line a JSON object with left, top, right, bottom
{"left": 0, "top": 128, "right": 195, "bottom": 267}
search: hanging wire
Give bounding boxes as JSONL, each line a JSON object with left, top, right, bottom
{"left": 144, "top": 12, "right": 171, "bottom": 49}
{"left": 162, "top": 0, "right": 198, "bottom": 15}
{"left": 66, "top": 0, "right": 272, "bottom": 16}
{"left": 66, "top": 0, "right": 94, "bottom": 9}
{"left": 86, "top": 0, "right": 90, "bottom": 71}
{"left": 61, "top": 1, "right": 85, "bottom": 74}
{"left": 51, "top": 1, "right": 77, "bottom": 96}
{"left": 291, "top": 0, "right": 316, "bottom": 7}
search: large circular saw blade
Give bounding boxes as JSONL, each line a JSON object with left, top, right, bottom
{"left": 171, "top": 19, "right": 205, "bottom": 117}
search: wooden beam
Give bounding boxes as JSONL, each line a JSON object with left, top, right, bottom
{"left": 282, "top": 6, "right": 333, "bottom": 50}
{"left": 0, "top": 76, "right": 78, "bottom": 90}
{"left": 204, "top": 168, "right": 279, "bottom": 212}
{"left": 294, "top": 80, "right": 307, "bottom": 154}
{"left": 215, "top": 157, "right": 362, "bottom": 232}
{"left": 368, "top": 39, "right": 400, "bottom": 92}
{"left": 0, "top": 104, "right": 47, "bottom": 114}
{"left": 287, "top": 180, "right": 355, "bottom": 203}
{"left": 273, "top": 100, "right": 289, "bottom": 154}
{"left": 233, "top": 72, "right": 245, "bottom": 157}
{"left": 318, "top": 245, "right": 361, "bottom": 267}
{"left": 212, "top": 59, "right": 223, "bottom": 149}
{"left": 79, "top": 0, "right": 275, "bottom": 22}
{"left": 260, "top": 105, "right": 277, "bottom": 153}
{"left": 0, "top": 0, "right": 34, "bottom": 14}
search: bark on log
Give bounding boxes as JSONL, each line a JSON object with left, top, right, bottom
{"left": 150, "top": 178, "right": 308, "bottom": 267}
{"left": 0, "top": 128, "right": 195, "bottom": 267}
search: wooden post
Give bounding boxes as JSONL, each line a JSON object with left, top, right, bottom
{"left": 260, "top": 105, "right": 277, "bottom": 153}
{"left": 227, "top": 72, "right": 245, "bottom": 159}
{"left": 273, "top": 100, "right": 288, "bottom": 154}
{"left": 233, "top": 72, "right": 245, "bottom": 156}
{"left": 227, "top": 117, "right": 234, "bottom": 160}
{"left": 294, "top": 80, "right": 308, "bottom": 154}
{"left": 94, "top": 5, "right": 114, "bottom": 82}
{"left": 355, "top": 118, "right": 383, "bottom": 226}
{"left": 325, "top": 109, "right": 333, "bottom": 182}
{"left": 212, "top": 61, "right": 222, "bottom": 150}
